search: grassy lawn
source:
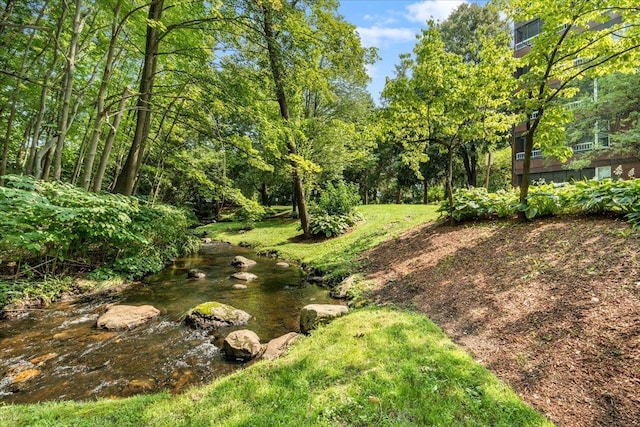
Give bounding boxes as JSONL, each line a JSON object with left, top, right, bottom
{"left": 201, "top": 204, "right": 440, "bottom": 280}
{"left": 0, "top": 308, "right": 551, "bottom": 427}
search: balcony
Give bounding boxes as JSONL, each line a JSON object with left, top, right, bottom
{"left": 515, "top": 36, "right": 536, "bottom": 51}
{"left": 515, "top": 150, "right": 542, "bottom": 161}
{"left": 573, "top": 141, "right": 593, "bottom": 152}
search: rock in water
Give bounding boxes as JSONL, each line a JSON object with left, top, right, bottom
{"left": 222, "top": 330, "right": 262, "bottom": 361}
{"left": 276, "top": 262, "right": 290, "bottom": 268}
{"left": 96, "top": 305, "right": 160, "bottom": 331}
{"left": 231, "top": 256, "right": 257, "bottom": 269}
{"left": 232, "top": 284, "right": 248, "bottom": 290}
{"left": 262, "top": 332, "right": 299, "bottom": 361}
{"left": 188, "top": 269, "right": 206, "bottom": 279}
{"left": 299, "top": 304, "right": 348, "bottom": 334}
{"left": 185, "top": 301, "right": 251, "bottom": 329}
{"left": 231, "top": 272, "right": 257, "bottom": 281}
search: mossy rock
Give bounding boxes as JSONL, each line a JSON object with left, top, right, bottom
{"left": 185, "top": 301, "right": 251, "bottom": 329}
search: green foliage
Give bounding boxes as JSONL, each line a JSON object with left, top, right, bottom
{"left": 309, "top": 211, "right": 365, "bottom": 238}
{"left": 567, "top": 179, "right": 640, "bottom": 214}
{"left": 232, "top": 199, "right": 266, "bottom": 228}
{"left": 0, "top": 175, "right": 199, "bottom": 281}
{"left": 309, "top": 182, "right": 363, "bottom": 237}
{"left": 439, "top": 187, "right": 518, "bottom": 221}
{"left": 523, "top": 184, "right": 567, "bottom": 219}
{"left": 315, "top": 182, "right": 362, "bottom": 216}
{"left": 441, "top": 179, "right": 640, "bottom": 229}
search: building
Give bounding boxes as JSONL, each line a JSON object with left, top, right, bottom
{"left": 511, "top": 17, "right": 640, "bottom": 185}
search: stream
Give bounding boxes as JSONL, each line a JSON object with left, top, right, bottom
{"left": 0, "top": 242, "right": 337, "bottom": 404}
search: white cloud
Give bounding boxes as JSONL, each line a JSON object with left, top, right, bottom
{"left": 364, "top": 63, "right": 378, "bottom": 80}
{"left": 405, "top": 1, "right": 467, "bottom": 24}
{"left": 356, "top": 26, "right": 416, "bottom": 48}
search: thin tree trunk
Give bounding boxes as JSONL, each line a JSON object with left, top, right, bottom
{"left": 53, "top": 0, "right": 86, "bottom": 180}
{"left": 447, "top": 146, "right": 454, "bottom": 225}
{"left": 113, "top": 0, "right": 164, "bottom": 196}
{"left": 423, "top": 181, "right": 429, "bottom": 204}
{"left": 262, "top": 6, "right": 310, "bottom": 237}
{"left": 80, "top": 0, "right": 122, "bottom": 190}
{"left": 485, "top": 151, "right": 492, "bottom": 190}
{"left": 518, "top": 115, "right": 541, "bottom": 221}
{"left": 0, "top": 3, "right": 46, "bottom": 185}
{"left": 71, "top": 114, "right": 93, "bottom": 185}
{"left": 93, "top": 86, "right": 129, "bottom": 192}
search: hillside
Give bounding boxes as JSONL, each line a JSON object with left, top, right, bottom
{"left": 363, "top": 217, "right": 640, "bottom": 426}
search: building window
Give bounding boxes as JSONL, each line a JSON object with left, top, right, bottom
{"left": 596, "top": 121, "right": 610, "bottom": 147}
{"left": 515, "top": 19, "right": 542, "bottom": 49}
{"left": 595, "top": 166, "right": 611, "bottom": 180}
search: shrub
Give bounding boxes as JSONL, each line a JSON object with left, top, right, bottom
{"left": 309, "top": 182, "right": 363, "bottom": 237}
{"left": 233, "top": 199, "right": 266, "bottom": 228}
{"left": 315, "top": 182, "right": 361, "bottom": 217}
{"left": 522, "top": 184, "right": 567, "bottom": 219}
{"left": 439, "top": 187, "right": 518, "bottom": 221}
{"left": 0, "top": 175, "right": 199, "bottom": 280}
{"left": 440, "top": 179, "right": 640, "bottom": 229}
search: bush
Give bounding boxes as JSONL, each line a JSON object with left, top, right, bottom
{"left": 439, "top": 187, "right": 518, "bottom": 221}
{"left": 440, "top": 179, "right": 640, "bottom": 229}
{"left": 0, "top": 175, "right": 199, "bottom": 280}
{"left": 233, "top": 199, "right": 266, "bottom": 228}
{"left": 315, "top": 182, "right": 361, "bottom": 217}
{"left": 309, "top": 182, "right": 363, "bottom": 237}
{"left": 522, "top": 184, "right": 567, "bottom": 219}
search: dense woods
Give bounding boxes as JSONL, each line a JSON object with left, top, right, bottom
{"left": 1, "top": 0, "right": 639, "bottom": 229}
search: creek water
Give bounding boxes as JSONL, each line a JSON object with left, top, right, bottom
{"left": 0, "top": 242, "right": 337, "bottom": 404}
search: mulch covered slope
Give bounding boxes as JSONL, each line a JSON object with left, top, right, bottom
{"left": 363, "top": 217, "right": 640, "bottom": 427}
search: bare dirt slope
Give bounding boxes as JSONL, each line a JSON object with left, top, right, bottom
{"left": 362, "top": 217, "right": 640, "bottom": 427}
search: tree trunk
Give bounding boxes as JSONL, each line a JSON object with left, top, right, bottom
{"left": 113, "top": 0, "right": 163, "bottom": 196}
{"left": 71, "top": 114, "right": 93, "bottom": 185}
{"left": 93, "top": 87, "right": 129, "bottom": 192}
{"left": 460, "top": 144, "right": 478, "bottom": 187}
{"left": 518, "top": 111, "right": 544, "bottom": 221}
{"left": 423, "top": 181, "right": 429, "bottom": 204}
{"left": 447, "top": 146, "right": 454, "bottom": 225}
{"left": 0, "top": 3, "right": 46, "bottom": 185}
{"left": 53, "top": 0, "right": 85, "bottom": 180}
{"left": 262, "top": 6, "right": 310, "bottom": 237}
{"left": 260, "top": 183, "right": 269, "bottom": 206}
{"left": 518, "top": 129, "right": 534, "bottom": 221}
{"left": 485, "top": 151, "right": 492, "bottom": 190}
{"left": 80, "top": 1, "right": 122, "bottom": 190}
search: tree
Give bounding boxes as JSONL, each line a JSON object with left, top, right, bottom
{"left": 498, "top": 0, "right": 640, "bottom": 219}
{"left": 382, "top": 24, "right": 515, "bottom": 217}
{"left": 567, "top": 71, "right": 640, "bottom": 163}
{"left": 439, "top": 3, "right": 511, "bottom": 188}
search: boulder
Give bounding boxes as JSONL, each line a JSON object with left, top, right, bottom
{"left": 300, "top": 304, "right": 348, "bottom": 334}
{"left": 330, "top": 275, "right": 356, "bottom": 299}
{"left": 232, "top": 284, "right": 248, "bottom": 290}
{"left": 185, "top": 301, "right": 251, "bottom": 329}
{"left": 96, "top": 305, "right": 160, "bottom": 331}
{"left": 202, "top": 237, "right": 213, "bottom": 244}
{"left": 231, "top": 272, "right": 257, "bottom": 281}
{"left": 222, "top": 329, "right": 262, "bottom": 361}
{"left": 188, "top": 269, "right": 206, "bottom": 279}
{"left": 231, "top": 256, "right": 257, "bottom": 269}
{"left": 262, "top": 332, "right": 299, "bottom": 361}
{"left": 276, "top": 262, "right": 290, "bottom": 268}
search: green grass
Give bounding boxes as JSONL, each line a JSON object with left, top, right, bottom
{"left": 0, "top": 308, "right": 551, "bottom": 427}
{"left": 202, "top": 204, "right": 440, "bottom": 280}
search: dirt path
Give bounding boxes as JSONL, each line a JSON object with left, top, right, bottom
{"left": 362, "top": 217, "right": 640, "bottom": 426}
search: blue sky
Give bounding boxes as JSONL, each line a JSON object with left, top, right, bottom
{"left": 337, "top": 0, "right": 488, "bottom": 103}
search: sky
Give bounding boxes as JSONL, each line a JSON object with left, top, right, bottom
{"left": 337, "top": 0, "right": 488, "bottom": 103}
